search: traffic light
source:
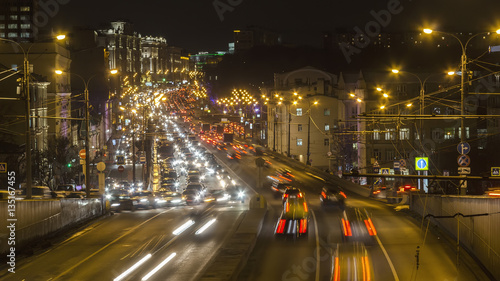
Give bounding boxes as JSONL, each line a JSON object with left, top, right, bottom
{"left": 67, "top": 163, "right": 72, "bottom": 168}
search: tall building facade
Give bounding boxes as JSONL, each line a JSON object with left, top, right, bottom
{"left": 141, "top": 36, "right": 168, "bottom": 86}
{"left": 97, "top": 21, "right": 142, "bottom": 88}
{"left": 0, "top": 0, "right": 37, "bottom": 42}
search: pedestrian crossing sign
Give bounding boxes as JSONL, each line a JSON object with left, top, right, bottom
{"left": 0, "top": 163, "right": 6, "bottom": 173}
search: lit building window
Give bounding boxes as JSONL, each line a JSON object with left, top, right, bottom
{"left": 324, "top": 109, "right": 330, "bottom": 116}
{"left": 20, "top": 24, "right": 30, "bottom": 29}
{"left": 385, "top": 128, "right": 395, "bottom": 140}
{"left": 297, "top": 139, "right": 303, "bottom": 146}
{"left": 20, "top": 6, "right": 30, "bottom": 12}
{"left": 296, "top": 108, "right": 303, "bottom": 116}
{"left": 8, "top": 24, "right": 18, "bottom": 29}
{"left": 400, "top": 128, "right": 410, "bottom": 140}
{"left": 9, "top": 15, "right": 18, "bottom": 20}
{"left": 373, "top": 129, "right": 380, "bottom": 140}
{"left": 7, "top": 32, "right": 17, "bottom": 38}
{"left": 325, "top": 124, "right": 329, "bottom": 131}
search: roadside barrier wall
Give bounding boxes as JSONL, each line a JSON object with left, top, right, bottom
{"left": 410, "top": 194, "right": 500, "bottom": 279}
{"left": 0, "top": 198, "right": 103, "bottom": 256}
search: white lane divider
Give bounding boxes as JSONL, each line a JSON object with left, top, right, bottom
{"left": 375, "top": 235, "right": 400, "bottom": 281}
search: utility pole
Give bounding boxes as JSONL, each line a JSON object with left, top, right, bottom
{"left": 24, "top": 53, "right": 32, "bottom": 199}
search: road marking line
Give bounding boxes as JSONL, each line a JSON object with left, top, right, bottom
{"left": 311, "top": 210, "right": 320, "bottom": 281}
{"left": 52, "top": 209, "right": 174, "bottom": 280}
{"left": 375, "top": 235, "right": 400, "bottom": 281}
{"left": 306, "top": 172, "right": 325, "bottom": 182}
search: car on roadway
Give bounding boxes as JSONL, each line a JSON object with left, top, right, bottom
{"left": 158, "top": 191, "right": 184, "bottom": 206}
{"left": 185, "top": 183, "right": 206, "bottom": 195}
{"left": 340, "top": 207, "right": 377, "bottom": 245}
{"left": 275, "top": 168, "right": 295, "bottom": 182}
{"left": 331, "top": 242, "right": 374, "bottom": 281}
{"left": 320, "top": 185, "right": 346, "bottom": 208}
{"left": 182, "top": 189, "right": 202, "bottom": 205}
{"left": 269, "top": 178, "right": 293, "bottom": 198}
{"left": 274, "top": 196, "right": 309, "bottom": 238}
{"left": 107, "top": 191, "right": 135, "bottom": 212}
{"left": 282, "top": 186, "right": 303, "bottom": 203}
{"left": 131, "top": 191, "right": 157, "bottom": 209}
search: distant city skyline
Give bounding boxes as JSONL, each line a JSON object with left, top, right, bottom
{"left": 48, "top": 0, "right": 500, "bottom": 52}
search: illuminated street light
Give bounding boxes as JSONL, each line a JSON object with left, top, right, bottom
{"left": 55, "top": 69, "right": 117, "bottom": 197}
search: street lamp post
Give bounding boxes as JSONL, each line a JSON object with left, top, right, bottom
{"left": 0, "top": 39, "right": 34, "bottom": 198}
{"left": 306, "top": 99, "right": 318, "bottom": 166}
{"left": 424, "top": 28, "right": 500, "bottom": 195}
{"left": 56, "top": 70, "right": 117, "bottom": 197}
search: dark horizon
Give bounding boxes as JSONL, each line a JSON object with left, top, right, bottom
{"left": 48, "top": 0, "right": 500, "bottom": 53}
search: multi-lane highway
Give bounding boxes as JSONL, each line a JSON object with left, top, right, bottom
{"left": 1, "top": 130, "right": 491, "bottom": 280}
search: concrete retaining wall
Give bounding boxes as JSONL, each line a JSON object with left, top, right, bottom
{"left": 410, "top": 194, "right": 500, "bottom": 279}
{"left": 0, "top": 198, "right": 103, "bottom": 255}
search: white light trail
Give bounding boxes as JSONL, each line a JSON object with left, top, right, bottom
{"left": 114, "top": 254, "right": 152, "bottom": 281}
{"left": 141, "top": 253, "right": 177, "bottom": 280}
{"left": 195, "top": 219, "right": 217, "bottom": 235}
{"left": 172, "top": 220, "right": 195, "bottom": 235}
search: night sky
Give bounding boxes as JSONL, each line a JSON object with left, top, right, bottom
{"left": 50, "top": 0, "right": 500, "bottom": 53}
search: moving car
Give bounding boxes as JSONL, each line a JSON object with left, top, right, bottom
{"left": 269, "top": 178, "right": 293, "bottom": 198}
{"left": 131, "top": 191, "right": 157, "bottom": 209}
{"left": 158, "top": 191, "right": 183, "bottom": 206}
{"left": 282, "top": 186, "right": 303, "bottom": 203}
{"left": 107, "top": 191, "right": 135, "bottom": 212}
{"left": 320, "top": 185, "right": 346, "bottom": 208}
{"left": 275, "top": 196, "right": 309, "bottom": 238}
{"left": 182, "top": 189, "right": 202, "bottom": 205}
{"left": 331, "top": 242, "right": 374, "bottom": 281}
{"left": 340, "top": 207, "right": 377, "bottom": 245}
{"left": 54, "top": 184, "right": 83, "bottom": 198}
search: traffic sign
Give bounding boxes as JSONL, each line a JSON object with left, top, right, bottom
{"left": 457, "top": 142, "right": 471, "bottom": 155}
{"left": 79, "top": 149, "right": 86, "bottom": 159}
{"left": 491, "top": 167, "right": 500, "bottom": 177}
{"left": 443, "top": 170, "right": 450, "bottom": 176}
{"left": 140, "top": 156, "right": 146, "bottom": 164}
{"left": 374, "top": 178, "right": 383, "bottom": 186}
{"left": 0, "top": 162, "right": 6, "bottom": 173}
{"left": 415, "top": 157, "right": 429, "bottom": 171}
{"left": 373, "top": 167, "right": 380, "bottom": 174}
{"left": 458, "top": 167, "right": 471, "bottom": 175}
{"left": 118, "top": 165, "right": 125, "bottom": 173}
{"left": 457, "top": 154, "right": 471, "bottom": 167}
{"left": 373, "top": 160, "right": 380, "bottom": 167}
{"left": 381, "top": 168, "right": 390, "bottom": 175}
{"left": 96, "top": 162, "right": 106, "bottom": 172}
{"left": 399, "top": 159, "right": 406, "bottom": 167}
{"left": 393, "top": 161, "right": 400, "bottom": 169}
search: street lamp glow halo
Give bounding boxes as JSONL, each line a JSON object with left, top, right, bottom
{"left": 391, "top": 69, "right": 399, "bottom": 74}
{"left": 423, "top": 28, "right": 433, "bottom": 34}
